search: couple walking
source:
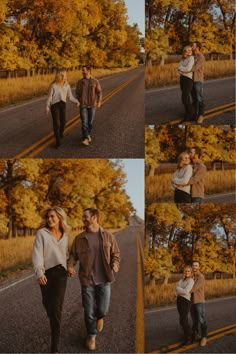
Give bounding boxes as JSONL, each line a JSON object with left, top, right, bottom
{"left": 177, "top": 42, "right": 205, "bottom": 124}
{"left": 172, "top": 147, "right": 207, "bottom": 203}
{"left": 46, "top": 65, "right": 102, "bottom": 148}
{"left": 176, "top": 261, "right": 208, "bottom": 347}
{"left": 32, "top": 207, "right": 120, "bottom": 353}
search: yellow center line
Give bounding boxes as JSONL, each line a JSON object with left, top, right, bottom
{"left": 15, "top": 72, "right": 141, "bottom": 158}
{"left": 150, "top": 323, "right": 236, "bottom": 353}
{"left": 136, "top": 233, "right": 144, "bottom": 354}
{"left": 169, "top": 101, "right": 235, "bottom": 125}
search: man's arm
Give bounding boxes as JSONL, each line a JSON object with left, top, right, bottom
{"left": 67, "top": 237, "right": 78, "bottom": 276}
{"left": 191, "top": 54, "right": 205, "bottom": 72}
{"left": 96, "top": 80, "right": 102, "bottom": 108}
{"left": 188, "top": 164, "right": 207, "bottom": 185}
{"left": 110, "top": 234, "right": 120, "bottom": 272}
{"left": 191, "top": 274, "right": 205, "bottom": 292}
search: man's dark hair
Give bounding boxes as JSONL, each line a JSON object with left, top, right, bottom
{"left": 194, "top": 41, "right": 202, "bottom": 50}
{"left": 84, "top": 208, "right": 99, "bottom": 221}
{"left": 82, "top": 65, "right": 92, "bottom": 72}
{"left": 192, "top": 147, "right": 203, "bottom": 158}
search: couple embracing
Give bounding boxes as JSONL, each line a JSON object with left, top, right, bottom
{"left": 172, "top": 147, "right": 207, "bottom": 203}
{"left": 177, "top": 42, "right": 205, "bottom": 124}
{"left": 175, "top": 261, "right": 208, "bottom": 347}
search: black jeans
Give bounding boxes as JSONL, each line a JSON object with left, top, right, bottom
{"left": 50, "top": 101, "right": 66, "bottom": 145}
{"left": 174, "top": 189, "right": 191, "bottom": 203}
{"left": 40, "top": 265, "right": 67, "bottom": 353}
{"left": 177, "top": 296, "right": 192, "bottom": 340}
{"left": 180, "top": 76, "right": 194, "bottom": 121}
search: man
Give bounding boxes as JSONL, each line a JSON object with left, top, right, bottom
{"left": 75, "top": 66, "right": 102, "bottom": 146}
{"left": 191, "top": 42, "right": 205, "bottom": 124}
{"left": 190, "top": 261, "right": 208, "bottom": 347}
{"left": 188, "top": 147, "right": 207, "bottom": 203}
{"left": 67, "top": 208, "right": 120, "bottom": 351}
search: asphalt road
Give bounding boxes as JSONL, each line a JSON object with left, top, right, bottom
{"left": 0, "top": 220, "right": 144, "bottom": 353}
{"left": 145, "top": 296, "right": 236, "bottom": 353}
{"left": 0, "top": 66, "right": 144, "bottom": 158}
{"left": 145, "top": 77, "right": 235, "bottom": 125}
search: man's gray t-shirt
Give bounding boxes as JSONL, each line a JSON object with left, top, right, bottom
{"left": 86, "top": 231, "right": 108, "bottom": 285}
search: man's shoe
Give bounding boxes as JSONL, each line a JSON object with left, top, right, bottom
{"left": 200, "top": 337, "right": 207, "bottom": 346}
{"left": 88, "top": 135, "right": 92, "bottom": 143}
{"left": 86, "top": 336, "right": 96, "bottom": 350}
{"left": 96, "top": 318, "right": 104, "bottom": 333}
{"left": 197, "top": 115, "right": 204, "bottom": 124}
{"left": 82, "top": 139, "right": 89, "bottom": 146}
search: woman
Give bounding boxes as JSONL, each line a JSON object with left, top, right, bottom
{"left": 177, "top": 46, "right": 194, "bottom": 121}
{"left": 175, "top": 266, "right": 194, "bottom": 345}
{"left": 46, "top": 71, "right": 79, "bottom": 148}
{"left": 172, "top": 152, "right": 193, "bottom": 203}
{"left": 32, "top": 207, "right": 70, "bottom": 353}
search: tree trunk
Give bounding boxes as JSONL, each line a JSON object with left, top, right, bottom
{"left": 149, "top": 166, "right": 156, "bottom": 176}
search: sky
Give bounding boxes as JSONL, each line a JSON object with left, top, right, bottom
{"left": 124, "top": 0, "right": 145, "bottom": 35}
{"left": 122, "top": 159, "right": 144, "bottom": 220}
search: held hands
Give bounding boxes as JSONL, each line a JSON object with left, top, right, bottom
{"left": 46, "top": 107, "right": 50, "bottom": 115}
{"left": 76, "top": 102, "right": 80, "bottom": 107}
{"left": 97, "top": 102, "right": 101, "bottom": 109}
{"left": 67, "top": 266, "right": 76, "bottom": 277}
{"left": 38, "top": 275, "right": 47, "bottom": 285}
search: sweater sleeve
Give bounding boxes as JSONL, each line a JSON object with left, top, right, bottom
{"left": 46, "top": 85, "right": 54, "bottom": 108}
{"left": 176, "top": 278, "right": 194, "bottom": 295}
{"left": 188, "top": 164, "right": 207, "bottom": 185}
{"left": 67, "top": 84, "right": 79, "bottom": 104}
{"left": 172, "top": 165, "right": 193, "bottom": 185}
{"left": 178, "top": 56, "right": 194, "bottom": 73}
{"left": 32, "top": 231, "right": 45, "bottom": 279}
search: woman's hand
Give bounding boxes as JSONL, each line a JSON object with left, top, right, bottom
{"left": 46, "top": 107, "right": 50, "bottom": 115}
{"left": 67, "top": 267, "right": 76, "bottom": 277}
{"left": 38, "top": 275, "right": 47, "bottom": 285}
{"left": 112, "top": 264, "right": 119, "bottom": 273}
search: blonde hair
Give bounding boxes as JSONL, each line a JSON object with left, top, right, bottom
{"left": 182, "top": 45, "right": 192, "bottom": 59}
{"left": 184, "top": 265, "right": 193, "bottom": 278}
{"left": 54, "top": 71, "right": 67, "bottom": 84}
{"left": 177, "top": 151, "right": 190, "bottom": 169}
{"left": 42, "top": 206, "right": 71, "bottom": 233}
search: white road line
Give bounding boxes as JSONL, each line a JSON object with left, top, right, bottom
{"left": 146, "top": 76, "right": 235, "bottom": 94}
{"left": 145, "top": 295, "right": 236, "bottom": 315}
{"left": 205, "top": 192, "right": 235, "bottom": 200}
{"left": 0, "top": 274, "right": 34, "bottom": 293}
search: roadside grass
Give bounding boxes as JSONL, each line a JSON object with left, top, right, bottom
{"left": 146, "top": 169, "right": 236, "bottom": 203}
{"left": 145, "top": 60, "right": 235, "bottom": 89}
{"left": 0, "top": 227, "right": 124, "bottom": 279}
{"left": 0, "top": 67, "right": 134, "bottom": 107}
{"left": 145, "top": 278, "right": 236, "bottom": 308}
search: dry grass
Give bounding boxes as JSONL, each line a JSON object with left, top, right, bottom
{"left": 0, "top": 231, "right": 78, "bottom": 276}
{"left": 0, "top": 227, "right": 124, "bottom": 277}
{"left": 145, "top": 278, "right": 236, "bottom": 308}
{"left": 146, "top": 170, "right": 236, "bottom": 203}
{"left": 0, "top": 67, "right": 133, "bottom": 106}
{"left": 145, "top": 60, "right": 236, "bottom": 89}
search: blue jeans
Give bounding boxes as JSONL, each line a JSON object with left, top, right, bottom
{"left": 191, "top": 303, "right": 208, "bottom": 338}
{"left": 191, "top": 82, "right": 204, "bottom": 118}
{"left": 80, "top": 107, "right": 96, "bottom": 139}
{"left": 81, "top": 283, "right": 111, "bottom": 336}
{"left": 191, "top": 197, "right": 203, "bottom": 203}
